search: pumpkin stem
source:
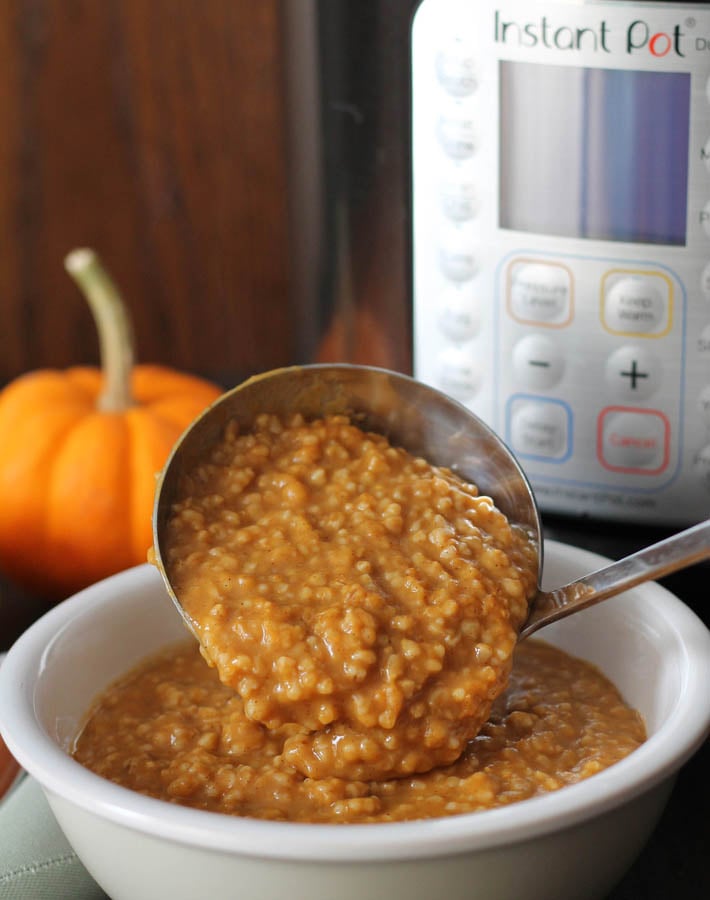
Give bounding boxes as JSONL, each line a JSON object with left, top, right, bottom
{"left": 64, "top": 248, "right": 135, "bottom": 412}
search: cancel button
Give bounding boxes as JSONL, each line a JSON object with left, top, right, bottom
{"left": 598, "top": 408, "right": 669, "bottom": 474}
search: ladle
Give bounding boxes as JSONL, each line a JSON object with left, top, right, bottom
{"left": 152, "top": 364, "right": 710, "bottom": 640}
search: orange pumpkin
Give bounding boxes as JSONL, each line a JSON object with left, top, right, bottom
{"left": 0, "top": 249, "right": 222, "bottom": 600}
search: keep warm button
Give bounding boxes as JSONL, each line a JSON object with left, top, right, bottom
{"left": 598, "top": 407, "right": 670, "bottom": 475}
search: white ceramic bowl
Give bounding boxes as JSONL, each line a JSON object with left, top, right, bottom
{"left": 1, "top": 540, "right": 709, "bottom": 900}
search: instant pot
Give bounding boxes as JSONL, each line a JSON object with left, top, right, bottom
{"left": 281, "top": 0, "right": 710, "bottom": 527}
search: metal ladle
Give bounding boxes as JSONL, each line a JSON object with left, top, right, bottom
{"left": 152, "top": 364, "right": 710, "bottom": 640}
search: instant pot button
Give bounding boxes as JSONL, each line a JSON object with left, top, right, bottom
{"left": 507, "top": 261, "right": 572, "bottom": 326}
{"left": 702, "top": 201, "right": 710, "bottom": 239}
{"left": 602, "top": 275, "right": 668, "bottom": 335}
{"left": 438, "top": 284, "right": 481, "bottom": 341}
{"left": 699, "top": 384, "right": 710, "bottom": 425}
{"left": 508, "top": 397, "right": 571, "bottom": 461}
{"left": 693, "top": 443, "right": 710, "bottom": 492}
{"left": 698, "top": 323, "right": 710, "bottom": 355}
{"left": 512, "top": 335, "right": 565, "bottom": 389}
{"left": 437, "top": 111, "right": 477, "bottom": 160}
{"left": 598, "top": 408, "right": 669, "bottom": 474}
{"left": 605, "top": 345, "right": 661, "bottom": 401}
{"left": 436, "top": 347, "right": 481, "bottom": 400}
{"left": 439, "top": 172, "right": 478, "bottom": 222}
{"left": 435, "top": 44, "right": 478, "bottom": 97}
{"left": 439, "top": 227, "right": 478, "bottom": 282}
{"left": 701, "top": 262, "right": 710, "bottom": 301}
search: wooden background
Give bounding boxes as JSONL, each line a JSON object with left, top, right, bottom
{"left": 0, "top": 0, "right": 296, "bottom": 638}
{"left": 0, "top": 0, "right": 293, "bottom": 390}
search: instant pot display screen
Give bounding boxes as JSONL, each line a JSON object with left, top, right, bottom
{"left": 499, "top": 60, "right": 690, "bottom": 245}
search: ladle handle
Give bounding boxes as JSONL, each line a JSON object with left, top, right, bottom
{"left": 520, "top": 519, "right": 710, "bottom": 639}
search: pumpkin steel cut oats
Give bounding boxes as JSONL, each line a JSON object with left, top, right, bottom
{"left": 161, "top": 413, "right": 537, "bottom": 780}
{"left": 73, "top": 412, "right": 646, "bottom": 823}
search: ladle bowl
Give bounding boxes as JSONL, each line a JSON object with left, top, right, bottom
{"left": 152, "top": 364, "right": 710, "bottom": 639}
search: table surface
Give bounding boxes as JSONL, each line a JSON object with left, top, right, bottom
{"left": 1, "top": 514, "right": 708, "bottom": 899}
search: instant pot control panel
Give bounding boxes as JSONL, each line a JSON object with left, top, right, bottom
{"left": 412, "top": 0, "right": 710, "bottom": 525}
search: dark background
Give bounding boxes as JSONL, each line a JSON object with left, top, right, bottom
{"left": 0, "top": 2, "right": 707, "bottom": 898}
{"left": 0, "top": 0, "right": 293, "bottom": 390}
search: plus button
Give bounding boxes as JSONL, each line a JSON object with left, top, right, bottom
{"left": 620, "top": 359, "right": 649, "bottom": 390}
{"left": 605, "top": 346, "right": 658, "bottom": 401}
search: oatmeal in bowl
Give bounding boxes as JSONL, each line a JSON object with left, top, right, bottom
{"left": 1, "top": 366, "right": 709, "bottom": 900}
{"left": 76, "top": 366, "right": 643, "bottom": 826}
{"left": 1, "top": 545, "right": 708, "bottom": 900}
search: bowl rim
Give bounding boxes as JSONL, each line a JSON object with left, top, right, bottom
{"left": 1, "top": 541, "right": 709, "bottom": 863}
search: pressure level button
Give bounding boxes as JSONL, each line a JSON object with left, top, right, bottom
{"left": 507, "top": 260, "right": 573, "bottom": 327}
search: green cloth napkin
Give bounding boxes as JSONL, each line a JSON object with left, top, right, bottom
{"left": 0, "top": 775, "right": 107, "bottom": 899}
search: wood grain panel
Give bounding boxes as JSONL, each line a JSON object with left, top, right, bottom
{"left": 0, "top": 0, "right": 292, "bottom": 389}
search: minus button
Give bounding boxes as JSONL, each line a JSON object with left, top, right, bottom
{"left": 512, "top": 335, "right": 565, "bottom": 389}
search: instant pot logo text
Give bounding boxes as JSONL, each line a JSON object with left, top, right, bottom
{"left": 494, "top": 10, "right": 686, "bottom": 58}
